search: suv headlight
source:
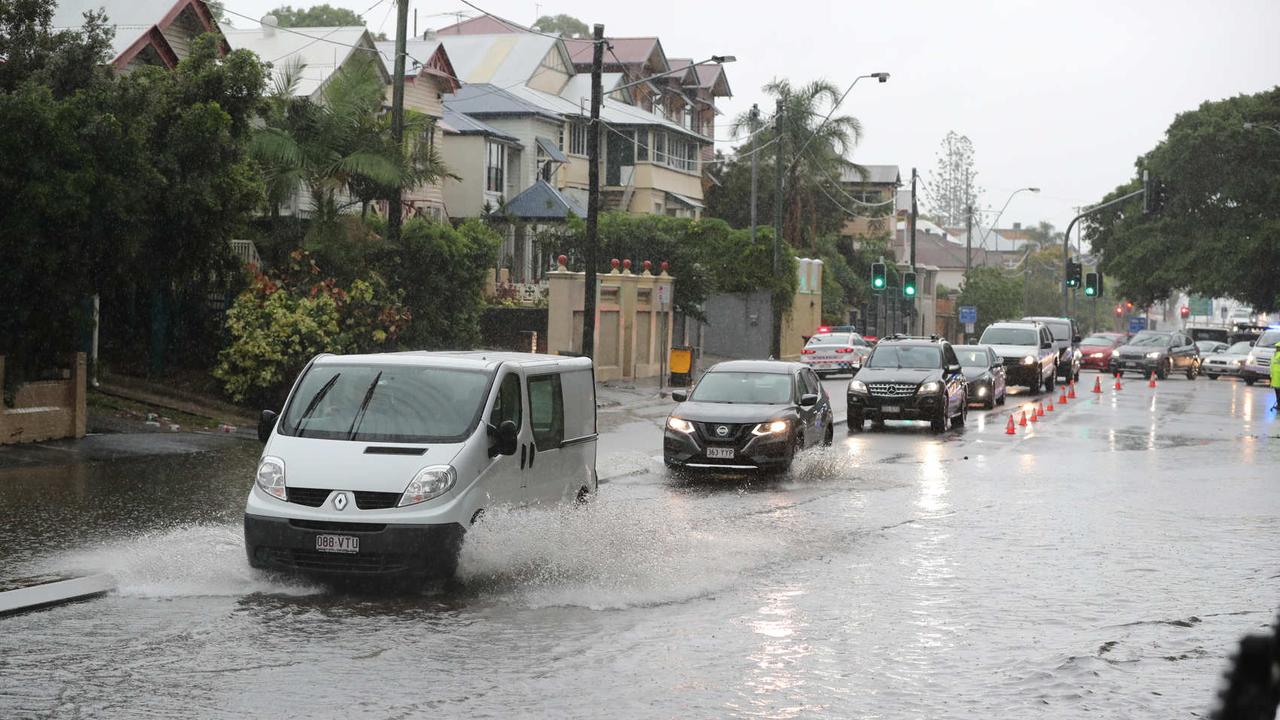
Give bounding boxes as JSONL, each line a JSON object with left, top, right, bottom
{"left": 849, "top": 380, "right": 868, "bottom": 394}
{"left": 1145, "top": 351, "right": 1161, "bottom": 359}
{"left": 918, "top": 381, "right": 941, "bottom": 394}
{"left": 667, "top": 416, "right": 694, "bottom": 433}
{"left": 1246, "top": 353, "right": 1257, "bottom": 364}
{"left": 256, "top": 456, "right": 286, "bottom": 500}
{"left": 399, "top": 465, "right": 457, "bottom": 507}
{"left": 1021, "top": 355, "right": 1036, "bottom": 365}
{"left": 752, "top": 420, "right": 788, "bottom": 436}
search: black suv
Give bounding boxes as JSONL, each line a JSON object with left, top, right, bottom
{"left": 846, "top": 336, "right": 968, "bottom": 433}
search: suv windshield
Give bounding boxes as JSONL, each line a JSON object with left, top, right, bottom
{"left": 807, "top": 333, "right": 851, "bottom": 345}
{"left": 691, "top": 372, "right": 793, "bottom": 404}
{"left": 1228, "top": 341, "right": 1253, "bottom": 353}
{"left": 280, "top": 364, "right": 491, "bottom": 442}
{"left": 1081, "top": 335, "right": 1116, "bottom": 345}
{"left": 866, "top": 345, "right": 941, "bottom": 369}
{"left": 1257, "top": 330, "right": 1280, "bottom": 347}
{"left": 979, "top": 327, "right": 1038, "bottom": 346}
{"left": 1130, "top": 333, "right": 1172, "bottom": 347}
{"left": 954, "top": 348, "right": 990, "bottom": 367}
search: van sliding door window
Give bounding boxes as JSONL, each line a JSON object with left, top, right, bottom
{"left": 527, "top": 374, "right": 564, "bottom": 449}
{"left": 490, "top": 373, "right": 522, "bottom": 429}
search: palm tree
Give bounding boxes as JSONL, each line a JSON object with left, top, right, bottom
{"left": 250, "top": 55, "right": 451, "bottom": 227}
{"left": 732, "top": 79, "right": 866, "bottom": 249}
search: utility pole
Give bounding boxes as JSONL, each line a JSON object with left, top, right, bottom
{"left": 387, "top": 0, "right": 409, "bottom": 243}
{"left": 748, "top": 103, "right": 759, "bottom": 244}
{"left": 1023, "top": 246, "right": 1031, "bottom": 315}
{"left": 964, "top": 203, "right": 973, "bottom": 286}
{"left": 771, "top": 97, "right": 784, "bottom": 358}
{"left": 909, "top": 167, "right": 917, "bottom": 334}
{"left": 580, "top": 23, "right": 604, "bottom": 357}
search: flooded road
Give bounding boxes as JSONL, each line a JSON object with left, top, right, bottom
{"left": 1, "top": 376, "right": 1277, "bottom": 718}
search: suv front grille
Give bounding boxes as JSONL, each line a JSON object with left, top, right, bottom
{"left": 696, "top": 422, "right": 745, "bottom": 443}
{"left": 868, "top": 382, "right": 916, "bottom": 398}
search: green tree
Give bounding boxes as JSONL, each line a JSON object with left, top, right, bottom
{"left": 272, "top": 4, "right": 365, "bottom": 28}
{"left": 957, "top": 267, "right": 1023, "bottom": 337}
{"left": 533, "top": 14, "right": 589, "bottom": 38}
{"left": 1088, "top": 86, "right": 1280, "bottom": 311}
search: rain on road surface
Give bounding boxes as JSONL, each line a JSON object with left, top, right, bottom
{"left": 0, "top": 376, "right": 1277, "bottom": 718}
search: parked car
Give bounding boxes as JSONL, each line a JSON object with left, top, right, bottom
{"left": 1078, "top": 333, "right": 1126, "bottom": 371}
{"left": 953, "top": 345, "right": 1007, "bottom": 409}
{"left": 1241, "top": 328, "right": 1280, "bottom": 386}
{"left": 1195, "top": 340, "right": 1229, "bottom": 355}
{"left": 1109, "top": 330, "right": 1200, "bottom": 379}
{"left": 1187, "top": 326, "right": 1230, "bottom": 344}
{"left": 1021, "top": 316, "right": 1081, "bottom": 382}
{"left": 1203, "top": 341, "right": 1254, "bottom": 379}
{"left": 664, "top": 360, "right": 833, "bottom": 473}
{"left": 801, "top": 332, "right": 871, "bottom": 377}
{"left": 977, "top": 321, "right": 1058, "bottom": 393}
{"left": 846, "top": 336, "right": 968, "bottom": 433}
{"left": 244, "top": 351, "right": 598, "bottom": 580}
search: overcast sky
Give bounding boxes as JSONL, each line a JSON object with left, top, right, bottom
{"left": 222, "top": 0, "right": 1280, "bottom": 232}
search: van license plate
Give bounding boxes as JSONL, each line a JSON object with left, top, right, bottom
{"left": 706, "top": 447, "right": 735, "bottom": 459}
{"left": 315, "top": 534, "right": 359, "bottom": 554}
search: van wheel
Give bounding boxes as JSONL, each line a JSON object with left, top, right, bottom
{"left": 1245, "top": 377, "right": 1256, "bottom": 386}
{"left": 953, "top": 401, "right": 967, "bottom": 428}
{"left": 1045, "top": 371, "right": 1055, "bottom": 392}
{"left": 1206, "top": 374, "right": 1219, "bottom": 380}
{"left": 823, "top": 423, "right": 834, "bottom": 446}
{"left": 470, "top": 509, "right": 485, "bottom": 526}
{"left": 576, "top": 486, "right": 593, "bottom": 504}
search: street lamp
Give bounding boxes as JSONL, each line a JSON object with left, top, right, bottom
{"left": 787, "top": 72, "right": 890, "bottom": 173}
{"left": 1243, "top": 121, "right": 1280, "bottom": 137}
{"left": 979, "top": 187, "right": 1040, "bottom": 253}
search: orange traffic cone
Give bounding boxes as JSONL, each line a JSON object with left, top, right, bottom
{"left": 1018, "top": 410, "right": 1027, "bottom": 427}
{"left": 1113, "top": 375, "right": 1123, "bottom": 391}
{"left": 1029, "top": 407, "right": 1039, "bottom": 423}
{"left": 1047, "top": 398, "right": 1055, "bottom": 412}
{"left": 1037, "top": 402, "right": 1046, "bottom": 417}
{"left": 1092, "top": 377, "right": 1103, "bottom": 394}
{"left": 1005, "top": 415, "right": 1016, "bottom": 435}
{"left": 1148, "top": 372, "right": 1157, "bottom": 388}
{"left": 1068, "top": 382, "right": 1077, "bottom": 399}
{"left": 1058, "top": 389, "right": 1068, "bottom": 404}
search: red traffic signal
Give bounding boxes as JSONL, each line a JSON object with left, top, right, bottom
{"left": 1180, "top": 306, "right": 1190, "bottom": 318}
{"left": 1115, "top": 305, "right": 1123, "bottom": 316}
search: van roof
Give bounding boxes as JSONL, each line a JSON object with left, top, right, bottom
{"left": 311, "top": 350, "right": 593, "bottom": 372}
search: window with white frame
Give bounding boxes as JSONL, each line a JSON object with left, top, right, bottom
{"left": 486, "top": 141, "right": 506, "bottom": 193}
{"left": 653, "top": 131, "right": 667, "bottom": 164}
{"left": 568, "top": 121, "right": 588, "bottom": 156}
{"left": 636, "top": 129, "right": 649, "bottom": 162}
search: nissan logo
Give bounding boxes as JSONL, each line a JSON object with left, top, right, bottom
{"left": 715, "top": 425, "right": 730, "bottom": 437}
{"left": 334, "top": 492, "right": 349, "bottom": 511}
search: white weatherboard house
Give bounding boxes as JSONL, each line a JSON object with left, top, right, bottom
{"left": 51, "top": 0, "right": 228, "bottom": 71}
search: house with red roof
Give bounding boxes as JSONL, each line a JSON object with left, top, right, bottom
{"left": 51, "top": 0, "right": 228, "bottom": 71}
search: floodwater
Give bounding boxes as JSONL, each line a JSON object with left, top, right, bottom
{"left": 1, "top": 377, "right": 1277, "bottom": 718}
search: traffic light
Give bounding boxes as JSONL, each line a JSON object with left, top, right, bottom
{"left": 902, "top": 272, "right": 917, "bottom": 297}
{"left": 1180, "top": 305, "right": 1190, "bottom": 319}
{"left": 1065, "top": 260, "right": 1082, "bottom": 288}
{"left": 1115, "top": 305, "right": 1123, "bottom": 316}
{"left": 1084, "top": 271, "right": 1102, "bottom": 297}
{"left": 871, "top": 262, "right": 886, "bottom": 291}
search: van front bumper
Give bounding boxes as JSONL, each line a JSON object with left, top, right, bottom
{"left": 244, "top": 513, "right": 464, "bottom": 577}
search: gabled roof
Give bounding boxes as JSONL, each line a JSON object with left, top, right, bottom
{"left": 440, "top": 108, "right": 520, "bottom": 143}
{"left": 508, "top": 83, "right": 706, "bottom": 140}
{"left": 445, "top": 83, "right": 562, "bottom": 121}
{"left": 439, "top": 33, "right": 573, "bottom": 89}
{"left": 51, "top": 0, "right": 226, "bottom": 69}
{"left": 374, "top": 39, "right": 459, "bottom": 91}
{"left": 693, "top": 63, "right": 732, "bottom": 97}
{"left": 504, "top": 179, "right": 586, "bottom": 220}
{"left": 225, "top": 25, "right": 387, "bottom": 98}
{"left": 841, "top": 164, "right": 902, "bottom": 185}
{"left": 435, "top": 15, "right": 523, "bottom": 35}
{"left": 564, "top": 36, "right": 668, "bottom": 74}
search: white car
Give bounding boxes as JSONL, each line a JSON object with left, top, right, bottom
{"left": 1242, "top": 329, "right": 1280, "bottom": 386}
{"left": 1202, "top": 341, "right": 1253, "bottom": 379}
{"left": 800, "top": 332, "right": 871, "bottom": 377}
{"left": 244, "top": 351, "right": 598, "bottom": 579}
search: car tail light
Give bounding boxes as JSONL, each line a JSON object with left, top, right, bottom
{"left": 835, "top": 348, "right": 854, "bottom": 354}
{"left": 801, "top": 349, "right": 816, "bottom": 355}
{"left": 864, "top": 335, "right": 877, "bottom": 343}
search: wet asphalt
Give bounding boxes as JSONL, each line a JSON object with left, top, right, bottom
{"left": 0, "top": 373, "right": 1277, "bottom": 719}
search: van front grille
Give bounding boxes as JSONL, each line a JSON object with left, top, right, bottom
{"left": 265, "top": 548, "right": 408, "bottom": 574}
{"left": 286, "top": 487, "right": 331, "bottom": 507}
{"left": 354, "top": 491, "right": 400, "bottom": 510}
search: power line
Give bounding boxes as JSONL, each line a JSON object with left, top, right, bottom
{"left": 455, "top": 0, "right": 605, "bottom": 44}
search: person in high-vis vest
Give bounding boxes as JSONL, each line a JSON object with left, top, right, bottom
{"left": 1272, "top": 340, "right": 1280, "bottom": 411}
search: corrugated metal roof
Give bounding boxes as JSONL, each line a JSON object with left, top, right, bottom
{"left": 504, "top": 179, "right": 585, "bottom": 220}
{"left": 51, "top": 0, "right": 189, "bottom": 61}
{"left": 508, "top": 84, "right": 705, "bottom": 140}
{"left": 224, "top": 26, "right": 386, "bottom": 98}
{"left": 439, "top": 33, "right": 569, "bottom": 88}
{"left": 373, "top": 39, "right": 442, "bottom": 77}
{"left": 439, "top": 108, "right": 520, "bottom": 143}
{"left": 435, "top": 15, "right": 520, "bottom": 36}
{"left": 444, "top": 83, "right": 562, "bottom": 120}
{"left": 536, "top": 137, "right": 567, "bottom": 163}
{"left": 840, "top": 164, "right": 901, "bottom": 185}
{"left": 565, "top": 37, "right": 666, "bottom": 71}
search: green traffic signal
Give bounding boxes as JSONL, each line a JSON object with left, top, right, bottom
{"left": 903, "top": 271, "right": 917, "bottom": 297}
{"left": 871, "top": 262, "right": 886, "bottom": 291}
{"left": 1084, "top": 271, "right": 1101, "bottom": 297}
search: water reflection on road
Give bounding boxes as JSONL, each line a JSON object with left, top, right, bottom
{"left": 0, "top": 377, "right": 1277, "bottom": 718}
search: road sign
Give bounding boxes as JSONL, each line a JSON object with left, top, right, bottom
{"left": 959, "top": 305, "right": 977, "bottom": 324}
{"left": 1188, "top": 294, "right": 1212, "bottom": 316}
{"left": 964, "top": 322, "right": 975, "bottom": 335}
{"left": 1128, "top": 316, "right": 1147, "bottom": 333}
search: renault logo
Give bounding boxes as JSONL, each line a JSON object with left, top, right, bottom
{"left": 334, "top": 492, "right": 349, "bottom": 511}
{"left": 715, "top": 425, "right": 730, "bottom": 437}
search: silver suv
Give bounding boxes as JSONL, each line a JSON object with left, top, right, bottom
{"left": 977, "top": 321, "right": 1058, "bottom": 393}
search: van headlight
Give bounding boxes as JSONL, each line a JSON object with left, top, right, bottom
{"left": 917, "top": 381, "right": 941, "bottom": 394}
{"left": 256, "top": 456, "right": 286, "bottom": 501}
{"left": 398, "top": 465, "right": 457, "bottom": 507}
{"left": 667, "top": 417, "right": 694, "bottom": 433}
{"left": 752, "top": 420, "right": 788, "bottom": 436}
{"left": 1021, "top": 355, "right": 1036, "bottom": 365}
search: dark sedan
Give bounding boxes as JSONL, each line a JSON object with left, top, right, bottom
{"left": 954, "top": 345, "right": 1007, "bottom": 409}
{"left": 664, "top": 361, "right": 834, "bottom": 473}
{"left": 1109, "top": 330, "right": 1201, "bottom": 379}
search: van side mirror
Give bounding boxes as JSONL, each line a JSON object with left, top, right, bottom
{"left": 1072, "top": 335, "right": 1082, "bottom": 344}
{"left": 1041, "top": 341, "right": 1053, "bottom": 349}
{"left": 671, "top": 390, "right": 687, "bottom": 402}
{"left": 489, "top": 420, "right": 519, "bottom": 457}
{"left": 799, "top": 393, "right": 819, "bottom": 407}
{"left": 946, "top": 363, "right": 962, "bottom": 374}
{"left": 258, "top": 410, "right": 278, "bottom": 443}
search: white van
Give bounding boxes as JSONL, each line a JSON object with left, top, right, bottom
{"left": 243, "top": 351, "right": 598, "bottom": 579}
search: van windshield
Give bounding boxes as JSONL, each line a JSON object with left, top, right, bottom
{"left": 979, "top": 327, "right": 1037, "bottom": 346}
{"left": 279, "top": 364, "right": 492, "bottom": 443}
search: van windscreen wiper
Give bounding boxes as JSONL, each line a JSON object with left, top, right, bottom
{"left": 347, "top": 371, "right": 383, "bottom": 440}
{"left": 295, "top": 373, "right": 340, "bottom": 438}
